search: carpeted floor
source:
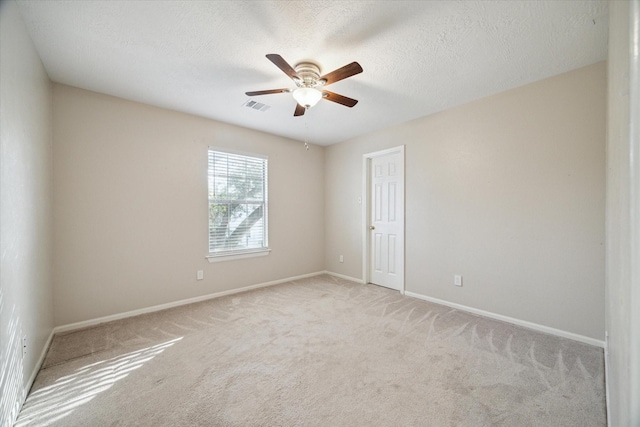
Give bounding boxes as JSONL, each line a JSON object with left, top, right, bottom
{"left": 16, "top": 275, "right": 606, "bottom": 426}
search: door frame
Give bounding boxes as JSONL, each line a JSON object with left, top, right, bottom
{"left": 362, "top": 145, "right": 405, "bottom": 294}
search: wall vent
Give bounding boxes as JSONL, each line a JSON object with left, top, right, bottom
{"left": 243, "top": 100, "right": 271, "bottom": 112}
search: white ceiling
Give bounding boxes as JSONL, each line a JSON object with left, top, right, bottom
{"left": 15, "top": 0, "right": 608, "bottom": 146}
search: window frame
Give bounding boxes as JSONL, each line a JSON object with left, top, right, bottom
{"left": 206, "top": 147, "right": 270, "bottom": 262}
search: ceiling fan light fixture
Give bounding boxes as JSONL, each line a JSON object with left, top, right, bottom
{"left": 292, "top": 87, "right": 322, "bottom": 109}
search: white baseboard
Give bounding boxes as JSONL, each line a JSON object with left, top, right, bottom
{"left": 404, "top": 291, "right": 605, "bottom": 348}
{"left": 19, "top": 328, "right": 55, "bottom": 416}
{"left": 51, "top": 272, "right": 602, "bottom": 347}
{"left": 54, "top": 271, "right": 326, "bottom": 334}
{"left": 27, "top": 329, "right": 54, "bottom": 386}
{"left": 323, "top": 271, "right": 366, "bottom": 284}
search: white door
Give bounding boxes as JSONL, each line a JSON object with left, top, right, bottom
{"left": 368, "top": 149, "right": 404, "bottom": 291}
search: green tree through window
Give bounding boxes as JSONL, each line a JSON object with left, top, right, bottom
{"left": 208, "top": 149, "right": 268, "bottom": 255}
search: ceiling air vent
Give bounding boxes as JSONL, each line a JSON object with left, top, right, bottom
{"left": 243, "top": 100, "right": 270, "bottom": 112}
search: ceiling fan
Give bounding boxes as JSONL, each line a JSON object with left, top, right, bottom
{"left": 245, "top": 54, "right": 363, "bottom": 117}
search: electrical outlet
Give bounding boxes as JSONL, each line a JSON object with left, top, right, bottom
{"left": 197, "top": 270, "right": 204, "bottom": 281}
{"left": 454, "top": 275, "right": 463, "bottom": 287}
{"left": 23, "top": 336, "right": 27, "bottom": 358}
{"left": 339, "top": 255, "right": 344, "bottom": 263}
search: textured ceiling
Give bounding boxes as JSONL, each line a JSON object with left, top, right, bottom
{"left": 15, "top": 0, "right": 608, "bottom": 146}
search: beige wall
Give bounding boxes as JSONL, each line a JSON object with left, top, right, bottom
{"left": 53, "top": 85, "right": 324, "bottom": 326}
{"left": 606, "top": 0, "right": 640, "bottom": 425}
{"left": 325, "top": 62, "right": 606, "bottom": 341}
{"left": 0, "top": 1, "right": 54, "bottom": 424}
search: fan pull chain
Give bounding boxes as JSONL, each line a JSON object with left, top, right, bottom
{"left": 304, "top": 109, "right": 310, "bottom": 151}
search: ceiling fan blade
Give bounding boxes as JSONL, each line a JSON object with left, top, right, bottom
{"left": 294, "top": 103, "right": 306, "bottom": 116}
{"left": 322, "top": 90, "right": 358, "bottom": 107}
{"left": 266, "top": 54, "right": 301, "bottom": 82}
{"left": 245, "top": 88, "right": 290, "bottom": 96}
{"left": 320, "top": 62, "right": 363, "bottom": 86}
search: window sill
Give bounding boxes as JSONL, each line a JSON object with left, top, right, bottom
{"left": 206, "top": 248, "right": 271, "bottom": 263}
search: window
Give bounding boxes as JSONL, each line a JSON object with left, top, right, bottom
{"left": 207, "top": 148, "right": 268, "bottom": 260}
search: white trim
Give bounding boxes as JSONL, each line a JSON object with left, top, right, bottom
{"left": 207, "top": 147, "right": 269, "bottom": 259}
{"left": 207, "top": 145, "right": 268, "bottom": 160}
{"left": 404, "top": 290, "right": 605, "bottom": 348}
{"left": 53, "top": 271, "right": 325, "bottom": 334}
{"left": 18, "top": 328, "right": 55, "bottom": 415}
{"left": 27, "top": 329, "right": 54, "bottom": 386}
{"left": 361, "top": 155, "right": 369, "bottom": 284}
{"left": 207, "top": 248, "right": 271, "bottom": 262}
{"left": 362, "top": 145, "right": 406, "bottom": 293}
{"left": 324, "top": 270, "right": 366, "bottom": 284}
{"left": 364, "top": 146, "right": 407, "bottom": 158}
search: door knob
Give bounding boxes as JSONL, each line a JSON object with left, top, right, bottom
{"left": 369, "top": 225, "right": 375, "bottom": 230}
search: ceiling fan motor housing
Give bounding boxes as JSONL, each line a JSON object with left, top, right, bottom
{"left": 294, "top": 62, "right": 326, "bottom": 87}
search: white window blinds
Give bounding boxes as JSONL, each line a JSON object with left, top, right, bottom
{"left": 208, "top": 149, "right": 268, "bottom": 255}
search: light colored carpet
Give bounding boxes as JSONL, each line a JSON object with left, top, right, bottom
{"left": 16, "top": 275, "right": 605, "bottom": 426}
